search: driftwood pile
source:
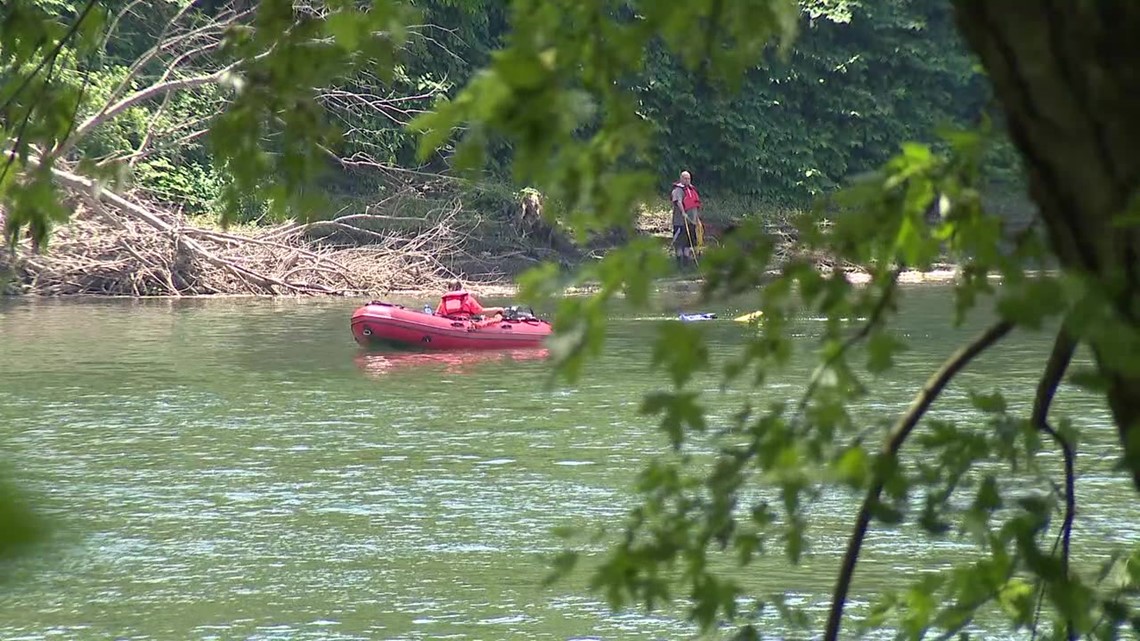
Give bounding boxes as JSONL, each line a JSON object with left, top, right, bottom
{"left": 1, "top": 169, "right": 469, "bottom": 297}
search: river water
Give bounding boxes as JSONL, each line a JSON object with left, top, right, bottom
{"left": 0, "top": 285, "right": 1133, "bottom": 640}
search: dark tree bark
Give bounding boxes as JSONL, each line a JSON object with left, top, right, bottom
{"left": 951, "top": 0, "right": 1140, "bottom": 489}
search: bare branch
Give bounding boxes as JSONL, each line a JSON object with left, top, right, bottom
{"left": 319, "top": 87, "right": 439, "bottom": 126}
{"left": 116, "top": 39, "right": 233, "bottom": 162}
{"left": 1028, "top": 327, "right": 1078, "bottom": 641}
{"left": 8, "top": 146, "right": 476, "bottom": 295}
{"left": 51, "top": 3, "right": 257, "bottom": 162}
{"left": 103, "top": 0, "right": 148, "bottom": 44}
{"left": 109, "top": 128, "right": 211, "bottom": 167}
{"left": 330, "top": 150, "right": 444, "bottom": 179}
{"left": 407, "top": 23, "right": 467, "bottom": 64}
{"left": 99, "top": 2, "right": 200, "bottom": 105}
{"left": 74, "top": 69, "right": 233, "bottom": 144}
{"left": 115, "top": 100, "right": 223, "bottom": 166}
{"left": 823, "top": 320, "right": 1016, "bottom": 641}
{"left": 49, "top": 3, "right": 255, "bottom": 161}
{"left": 99, "top": 3, "right": 250, "bottom": 110}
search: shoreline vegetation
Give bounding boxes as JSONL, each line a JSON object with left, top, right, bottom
{"left": 0, "top": 178, "right": 1037, "bottom": 300}
{"left": 0, "top": 0, "right": 1037, "bottom": 305}
{"left": 0, "top": 269, "right": 1020, "bottom": 301}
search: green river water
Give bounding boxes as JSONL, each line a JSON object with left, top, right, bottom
{"left": 0, "top": 285, "right": 1134, "bottom": 640}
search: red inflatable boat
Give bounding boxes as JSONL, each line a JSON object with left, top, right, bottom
{"left": 350, "top": 301, "right": 553, "bottom": 350}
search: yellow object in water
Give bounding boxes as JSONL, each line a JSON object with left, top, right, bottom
{"left": 733, "top": 310, "right": 764, "bottom": 323}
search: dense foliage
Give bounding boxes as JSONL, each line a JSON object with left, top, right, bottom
{"left": 7, "top": 1, "right": 1140, "bottom": 641}
{"left": 415, "top": 0, "right": 1021, "bottom": 203}
{"left": 634, "top": 0, "right": 1018, "bottom": 202}
{"left": 3, "top": 0, "right": 1012, "bottom": 236}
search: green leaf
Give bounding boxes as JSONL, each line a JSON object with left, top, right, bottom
{"left": 972, "top": 474, "right": 1002, "bottom": 513}
{"left": 866, "top": 329, "right": 907, "bottom": 374}
{"left": 325, "top": 9, "right": 366, "bottom": 51}
{"left": 550, "top": 525, "right": 580, "bottom": 540}
{"left": 872, "top": 452, "right": 908, "bottom": 501}
{"left": 967, "top": 390, "right": 1006, "bottom": 414}
{"left": 783, "top": 515, "right": 807, "bottom": 564}
{"left": 834, "top": 444, "right": 870, "bottom": 489}
{"left": 1110, "top": 191, "right": 1140, "bottom": 228}
{"left": 639, "top": 391, "right": 706, "bottom": 450}
{"left": 918, "top": 496, "right": 951, "bottom": 536}
{"left": 0, "top": 465, "right": 49, "bottom": 575}
{"left": 543, "top": 550, "right": 579, "bottom": 586}
{"left": 996, "top": 578, "right": 1034, "bottom": 623}
{"left": 735, "top": 531, "right": 762, "bottom": 565}
{"left": 1068, "top": 367, "right": 1109, "bottom": 393}
{"left": 868, "top": 496, "right": 904, "bottom": 525}
{"left": 996, "top": 277, "right": 1067, "bottom": 328}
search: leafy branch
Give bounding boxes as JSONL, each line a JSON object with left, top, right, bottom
{"left": 796, "top": 267, "right": 902, "bottom": 416}
{"left": 0, "top": 0, "right": 100, "bottom": 118}
{"left": 824, "top": 319, "right": 1016, "bottom": 641}
{"left": 0, "top": 0, "right": 102, "bottom": 189}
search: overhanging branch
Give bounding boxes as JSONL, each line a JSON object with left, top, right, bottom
{"left": 797, "top": 268, "right": 902, "bottom": 416}
{"left": 0, "top": 0, "right": 101, "bottom": 117}
{"left": 67, "top": 68, "right": 234, "bottom": 150}
{"left": 823, "top": 319, "right": 1016, "bottom": 641}
{"left": 1029, "top": 326, "right": 1078, "bottom": 641}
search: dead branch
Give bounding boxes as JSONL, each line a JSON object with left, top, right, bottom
{"left": 330, "top": 149, "right": 444, "bottom": 178}
{"left": 407, "top": 23, "right": 466, "bottom": 64}
{"left": 49, "top": 3, "right": 257, "bottom": 161}
{"left": 5, "top": 164, "right": 476, "bottom": 297}
{"left": 823, "top": 320, "right": 1016, "bottom": 641}
{"left": 123, "top": 42, "right": 230, "bottom": 163}
{"left": 320, "top": 88, "right": 438, "bottom": 126}
{"left": 114, "top": 128, "right": 211, "bottom": 167}
{"left": 72, "top": 69, "right": 237, "bottom": 150}
{"left": 98, "top": 2, "right": 246, "bottom": 111}
{"left": 1029, "top": 327, "right": 1078, "bottom": 641}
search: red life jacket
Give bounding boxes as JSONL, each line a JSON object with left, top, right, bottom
{"left": 438, "top": 290, "right": 474, "bottom": 316}
{"left": 673, "top": 182, "right": 701, "bottom": 211}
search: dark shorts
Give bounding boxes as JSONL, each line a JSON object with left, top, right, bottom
{"left": 672, "top": 223, "right": 696, "bottom": 249}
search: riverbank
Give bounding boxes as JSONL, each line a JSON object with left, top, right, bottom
{"left": 0, "top": 217, "right": 1016, "bottom": 300}
{"left": 0, "top": 179, "right": 614, "bottom": 297}
{"left": 0, "top": 264, "right": 1018, "bottom": 302}
{"left": 0, "top": 179, "right": 1038, "bottom": 299}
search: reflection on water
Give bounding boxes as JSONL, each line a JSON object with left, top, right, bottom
{"left": 354, "top": 349, "right": 551, "bottom": 378}
{"left": 0, "top": 287, "right": 1132, "bottom": 640}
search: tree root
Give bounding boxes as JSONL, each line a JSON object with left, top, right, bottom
{"left": 1, "top": 172, "right": 472, "bottom": 297}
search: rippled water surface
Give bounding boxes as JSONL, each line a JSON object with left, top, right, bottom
{"left": 0, "top": 287, "right": 1133, "bottom": 640}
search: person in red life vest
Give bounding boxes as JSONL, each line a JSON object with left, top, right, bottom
{"left": 435, "top": 280, "right": 504, "bottom": 319}
{"left": 670, "top": 170, "right": 701, "bottom": 269}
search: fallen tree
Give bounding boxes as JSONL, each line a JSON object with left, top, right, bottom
{"left": 0, "top": 0, "right": 475, "bottom": 295}
{"left": 1, "top": 166, "right": 470, "bottom": 296}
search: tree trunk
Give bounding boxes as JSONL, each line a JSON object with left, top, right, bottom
{"left": 950, "top": 0, "right": 1140, "bottom": 489}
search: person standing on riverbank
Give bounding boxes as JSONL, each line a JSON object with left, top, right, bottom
{"left": 671, "top": 170, "right": 702, "bottom": 270}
